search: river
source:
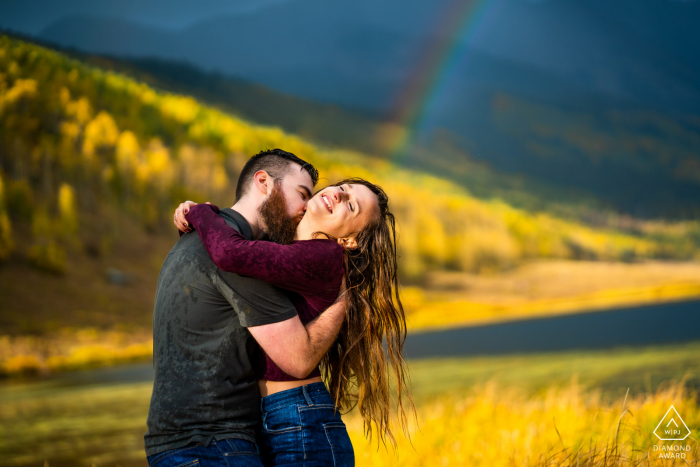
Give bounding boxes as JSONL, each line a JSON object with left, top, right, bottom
{"left": 11, "top": 298, "right": 699, "bottom": 388}
{"left": 403, "top": 298, "right": 700, "bottom": 359}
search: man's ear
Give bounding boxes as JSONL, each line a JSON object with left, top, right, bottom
{"left": 253, "top": 170, "right": 271, "bottom": 195}
{"left": 337, "top": 236, "right": 358, "bottom": 250}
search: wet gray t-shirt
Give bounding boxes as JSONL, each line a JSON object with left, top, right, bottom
{"left": 144, "top": 208, "right": 298, "bottom": 457}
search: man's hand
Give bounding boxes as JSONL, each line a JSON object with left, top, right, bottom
{"left": 249, "top": 291, "right": 348, "bottom": 379}
{"left": 173, "top": 201, "right": 210, "bottom": 233}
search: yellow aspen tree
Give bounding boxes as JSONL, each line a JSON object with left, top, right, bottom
{"left": 58, "top": 183, "right": 78, "bottom": 238}
{"left": 82, "top": 111, "right": 119, "bottom": 161}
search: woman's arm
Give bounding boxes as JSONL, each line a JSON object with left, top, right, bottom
{"left": 185, "top": 203, "right": 343, "bottom": 296}
{"left": 173, "top": 200, "right": 208, "bottom": 236}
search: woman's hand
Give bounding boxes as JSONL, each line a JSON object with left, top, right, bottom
{"left": 173, "top": 201, "right": 210, "bottom": 233}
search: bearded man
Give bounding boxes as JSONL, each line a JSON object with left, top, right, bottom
{"left": 145, "top": 149, "right": 346, "bottom": 466}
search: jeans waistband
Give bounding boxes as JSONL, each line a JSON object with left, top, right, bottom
{"left": 261, "top": 382, "right": 334, "bottom": 413}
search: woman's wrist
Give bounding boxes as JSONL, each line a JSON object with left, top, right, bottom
{"left": 185, "top": 203, "right": 219, "bottom": 225}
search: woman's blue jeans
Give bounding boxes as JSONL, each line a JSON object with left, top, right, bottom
{"left": 259, "top": 382, "right": 354, "bottom": 467}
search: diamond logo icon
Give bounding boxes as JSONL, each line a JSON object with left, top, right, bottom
{"left": 654, "top": 405, "right": 691, "bottom": 441}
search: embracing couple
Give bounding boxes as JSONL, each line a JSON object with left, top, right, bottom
{"left": 144, "top": 149, "right": 411, "bottom": 467}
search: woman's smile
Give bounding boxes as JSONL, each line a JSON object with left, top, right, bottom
{"left": 295, "top": 183, "right": 378, "bottom": 246}
{"left": 321, "top": 193, "right": 333, "bottom": 213}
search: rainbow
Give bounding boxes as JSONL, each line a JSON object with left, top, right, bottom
{"left": 382, "top": 0, "right": 498, "bottom": 160}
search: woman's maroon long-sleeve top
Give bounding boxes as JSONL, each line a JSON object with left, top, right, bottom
{"left": 185, "top": 203, "right": 345, "bottom": 381}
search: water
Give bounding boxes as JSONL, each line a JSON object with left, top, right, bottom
{"left": 7, "top": 298, "right": 698, "bottom": 389}
{"left": 404, "top": 299, "right": 700, "bottom": 359}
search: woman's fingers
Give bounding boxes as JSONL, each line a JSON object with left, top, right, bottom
{"left": 174, "top": 202, "right": 193, "bottom": 232}
{"left": 173, "top": 200, "right": 204, "bottom": 233}
{"left": 173, "top": 204, "right": 185, "bottom": 231}
{"left": 184, "top": 200, "right": 198, "bottom": 213}
{"left": 183, "top": 201, "right": 198, "bottom": 232}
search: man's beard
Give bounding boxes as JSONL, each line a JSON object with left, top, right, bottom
{"left": 258, "top": 182, "right": 298, "bottom": 245}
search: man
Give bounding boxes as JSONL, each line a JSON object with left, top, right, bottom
{"left": 145, "top": 149, "right": 346, "bottom": 466}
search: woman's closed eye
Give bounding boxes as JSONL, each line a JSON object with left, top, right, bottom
{"left": 339, "top": 186, "right": 355, "bottom": 212}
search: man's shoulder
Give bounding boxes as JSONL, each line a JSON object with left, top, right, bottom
{"left": 160, "top": 213, "right": 249, "bottom": 288}
{"left": 219, "top": 208, "right": 253, "bottom": 239}
{"left": 218, "top": 208, "right": 241, "bottom": 230}
{"left": 167, "top": 209, "right": 241, "bottom": 258}
{"left": 158, "top": 233, "right": 217, "bottom": 283}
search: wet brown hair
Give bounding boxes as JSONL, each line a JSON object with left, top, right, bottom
{"left": 316, "top": 177, "right": 414, "bottom": 446}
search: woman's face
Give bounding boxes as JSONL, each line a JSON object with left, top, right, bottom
{"left": 304, "top": 183, "right": 379, "bottom": 247}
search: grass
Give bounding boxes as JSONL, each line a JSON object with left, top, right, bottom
{"left": 0, "top": 380, "right": 152, "bottom": 466}
{"left": 405, "top": 260, "right": 700, "bottom": 331}
{"left": 348, "top": 378, "right": 699, "bottom": 466}
{"left": 406, "top": 341, "right": 700, "bottom": 403}
{"left": 1, "top": 341, "right": 699, "bottom": 466}
{"left": 354, "top": 343, "right": 700, "bottom": 466}
{"left": 0, "top": 329, "right": 153, "bottom": 376}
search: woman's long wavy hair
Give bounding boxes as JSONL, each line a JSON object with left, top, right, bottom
{"left": 315, "top": 177, "right": 414, "bottom": 446}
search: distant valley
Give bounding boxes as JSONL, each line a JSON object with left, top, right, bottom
{"left": 25, "top": 0, "right": 700, "bottom": 218}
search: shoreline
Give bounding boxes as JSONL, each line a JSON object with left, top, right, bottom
{"left": 3, "top": 285, "right": 700, "bottom": 378}
{"left": 406, "top": 282, "right": 700, "bottom": 333}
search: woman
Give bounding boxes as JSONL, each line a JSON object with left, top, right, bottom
{"left": 174, "top": 178, "right": 412, "bottom": 466}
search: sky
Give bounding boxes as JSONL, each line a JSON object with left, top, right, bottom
{"left": 0, "top": 0, "right": 291, "bottom": 34}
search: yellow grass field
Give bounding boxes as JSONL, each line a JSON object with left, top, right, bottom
{"left": 405, "top": 260, "right": 700, "bottom": 331}
{"left": 2, "top": 343, "right": 698, "bottom": 466}
{"left": 347, "top": 379, "right": 699, "bottom": 467}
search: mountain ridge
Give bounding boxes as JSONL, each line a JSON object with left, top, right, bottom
{"left": 20, "top": 21, "right": 700, "bottom": 218}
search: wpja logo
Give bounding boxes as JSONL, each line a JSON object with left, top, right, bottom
{"left": 653, "top": 405, "right": 692, "bottom": 459}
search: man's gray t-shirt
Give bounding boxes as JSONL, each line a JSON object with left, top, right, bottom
{"left": 144, "top": 208, "right": 298, "bottom": 457}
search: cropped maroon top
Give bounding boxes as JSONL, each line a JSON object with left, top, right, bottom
{"left": 185, "top": 203, "right": 345, "bottom": 381}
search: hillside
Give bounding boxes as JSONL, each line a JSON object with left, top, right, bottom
{"left": 17, "top": 42, "right": 693, "bottom": 223}
{"left": 1, "top": 35, "right": 700, "bottom": 373}
{"left": 2, "top": 34, "right": 698, "bottom": 265}
{"left": 76, "top": 54, "right": 390, "bottom": 156}
{"left": 58, "top": 50, "right": 615, "bottom": 219}
{"left": 29, "top": 0, "right": 700, "bottom": 218}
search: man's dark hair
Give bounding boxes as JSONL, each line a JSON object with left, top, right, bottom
{"left": 235, "top": 149, "right": 319, "bottom": 201}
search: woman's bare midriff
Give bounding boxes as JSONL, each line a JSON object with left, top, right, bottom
{"left": 258, "top": 376, "right": 324, "bottom": 397}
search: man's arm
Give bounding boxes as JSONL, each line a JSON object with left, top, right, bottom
{"left": 248, "top": 293, "right": 347, "bottom": 379}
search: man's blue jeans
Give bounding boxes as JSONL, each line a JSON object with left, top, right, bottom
{"left": 260, "top": 382, "right": 354, "bottom": 467}
{"left": 147, "top": 438, "right": 264, "bottom": 467}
